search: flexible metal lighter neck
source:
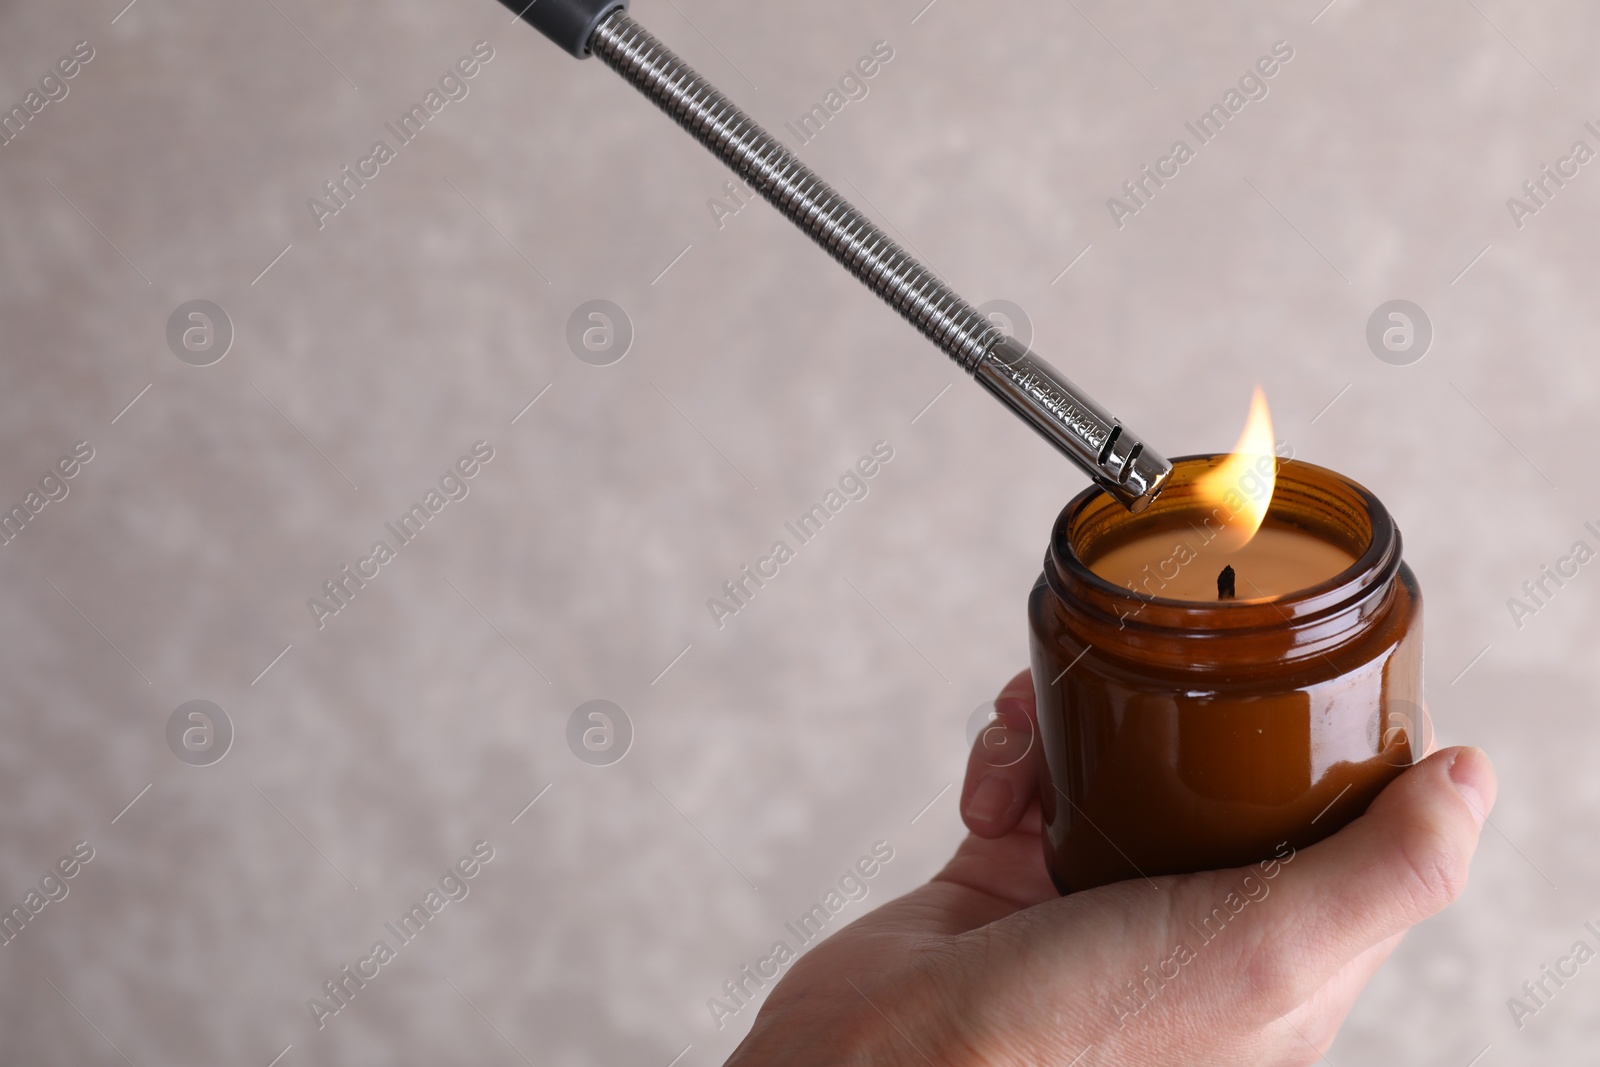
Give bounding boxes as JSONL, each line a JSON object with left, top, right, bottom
{"left": 512, "top": 1, "right": 1172, "bottom": 510}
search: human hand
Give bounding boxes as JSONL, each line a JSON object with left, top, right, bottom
{"left": 725, "top": 669, "right": 1495, "bottom": 1066}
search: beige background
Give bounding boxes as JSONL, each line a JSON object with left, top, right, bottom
{"left": 1, "top": 0, "right": 1596, "bottom": 1063}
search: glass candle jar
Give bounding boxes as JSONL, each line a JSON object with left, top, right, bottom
{"left": 1028, "top": 454, "right": 1425, "bottom": 894}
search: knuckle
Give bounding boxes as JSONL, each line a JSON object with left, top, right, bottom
{"left": 1278, "top": 1039, "right": 1333, "bottom": 1067}
{"left": 1234, "top": 926, "right": 1305, "bottom": 1010}
{"left": 1391, "top": 817, "right": 1470, "bottom": 915}
{"left": 1173, "top": 878, "right": 1305, "bottom": 1018}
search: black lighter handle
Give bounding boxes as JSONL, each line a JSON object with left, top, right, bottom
{"left": 500, "top": 0, "right": 630, "bottom": 58}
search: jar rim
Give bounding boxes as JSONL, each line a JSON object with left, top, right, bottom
{"left": 1047, "top": 454, "right": 1402, "bottom": 636}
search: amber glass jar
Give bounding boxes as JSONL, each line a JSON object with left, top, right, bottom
{"left": 1028, "top": 455, "right": 1424, "bottom": 894}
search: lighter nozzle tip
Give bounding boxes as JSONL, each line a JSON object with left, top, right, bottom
{"left": 1100, "top": 434, "right": 1172, "bottom": 513}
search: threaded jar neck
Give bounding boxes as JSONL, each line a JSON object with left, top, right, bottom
{"left": 1044, "top": 455, "right": 1403, "bottom": 674}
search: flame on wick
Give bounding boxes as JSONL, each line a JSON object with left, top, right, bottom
{"left": 1195, "top": 387, "right": 1276, "bottom": 553}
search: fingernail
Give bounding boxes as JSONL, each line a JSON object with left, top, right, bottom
{"left": 1448, "top": 748, "right": 1492, "bottom": 828}
{"left": 967, "top": 774, "right": 1014, "bottom": 824}
{"left": 993, "top": 696, "right": 1030, "bottom": 730}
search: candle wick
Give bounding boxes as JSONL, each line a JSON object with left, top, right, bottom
{"left": 1217, "top": 565, "right": 1236, "bottom": 600}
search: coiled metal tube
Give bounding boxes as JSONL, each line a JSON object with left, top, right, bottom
{"left": 586, "top": 10, "right": 1170, "bottom": 509}
{"left": 591, "top": 13, "right": 1000, "bottom": 370}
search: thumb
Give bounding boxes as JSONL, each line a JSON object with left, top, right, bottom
{"left": 1239, "top": 746, "right": 1495, "bottom": 1003}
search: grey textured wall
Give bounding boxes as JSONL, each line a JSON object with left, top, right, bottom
{"left": 1, "top": 0, "right": 1595, "bottom": 1063}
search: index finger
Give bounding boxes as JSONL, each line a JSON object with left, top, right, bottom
{"left": 959, "top": 668, "right": 1041, "bottom": 837}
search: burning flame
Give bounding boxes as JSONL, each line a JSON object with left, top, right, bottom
{"left": 1195, "top": 387, "right": 1276, "bottom": 552}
